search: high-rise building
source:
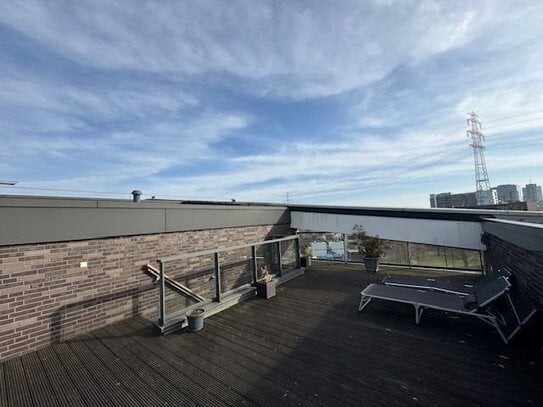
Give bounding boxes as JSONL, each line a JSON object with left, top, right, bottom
{"left": 430, "top": 192, "right": 452, "bottom": 208}
{"left": 430, "top": 191, "right": 477, "bottom": 208}
{"left": 496, "top": 184, "right": 522, "bottom": 203}
{"left": 451, "top": 192, "right": 478, "bottom": 208}
{"left": 523, "top": 183, "right": 543, "bottom": 205}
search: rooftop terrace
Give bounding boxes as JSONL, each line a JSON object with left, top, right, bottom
{"left": 2, "top": 262, "right": 542, "bottom": 406}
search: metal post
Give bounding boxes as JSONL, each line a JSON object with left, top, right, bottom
{"left": 294, "top": 237, "right": 301, "bottom": 269}
{"left": 277, "top": 241, "right": 283, "bottom": 277}
{"left": 251, "top": 245, "right": 258, "bottom": 283}
{"left": 214, "top": 252, "right": 221, "bottom": 302}
{"left": 479, "top": 251, "right": 486, "bottom": 275}
{"left": 343, "top": 234, "right": 348, "bottom": 264}
{"left": 158, "top": 261, "right": 166, "bottom": 328}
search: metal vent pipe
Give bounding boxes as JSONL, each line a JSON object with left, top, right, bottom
{"left": 131, "top": 190, "right": 142, "bottom": 202}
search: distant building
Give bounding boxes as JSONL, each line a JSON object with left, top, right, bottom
{"left": 467, "top": 201, "right": 536, "bottom": 211}
{"left": 476, "top": 189, "right": 498, "bottom": 205}
{"left": 523, "top": 183, "right": 543, "bottom": 206}
{"left": 430, "top": 193, "right": 451, "bottom": 208}
{"left": 430, "top": 191, "right": 477, "bottom": 208}
{"left": 496, "top": 184, "right": 522, "bottom": 203}
{"left": 451, "top": 192, "right": 478, "bottom": 208}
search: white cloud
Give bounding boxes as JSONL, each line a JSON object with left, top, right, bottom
{"left": 0, "top": 64, "right": 248, "bottom": 182}
{"left": 0, "top": 0, "right": 498, "bottom": 99}
{"left": 456, "top": 89, "right": 543, "bottom": 138}
{"left": 0, "top": 75, "right": 197, "bottom": 119}
{"left": 119, "top": 127, "right": 473, "bottom": 201}
{"left": 0, "top": 103, "right": 251, "bottom": 185}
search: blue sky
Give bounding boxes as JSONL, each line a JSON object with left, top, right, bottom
{"left": 1, "top": 0, "right": 542, "bottom": 207}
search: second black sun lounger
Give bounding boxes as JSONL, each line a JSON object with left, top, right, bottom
{"left": 358, "top": 276, "right": 519, "bottom": 343}
{"left": 381, "top": 270, "right": 537, "bottom": 327}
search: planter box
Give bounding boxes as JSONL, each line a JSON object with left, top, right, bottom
{"left": 256, "top": 281, "right": 276, "bottom": 299}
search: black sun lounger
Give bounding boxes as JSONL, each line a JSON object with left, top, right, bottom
{"left": 358, "top": 276, "right": 520, "bottom": 343}
{"left": 381, "top": 271, "right": 537, "bottom": 327}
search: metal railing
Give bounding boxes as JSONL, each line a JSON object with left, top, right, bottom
{"left": 156, "top": 235, "right": 300, "bottom": 330}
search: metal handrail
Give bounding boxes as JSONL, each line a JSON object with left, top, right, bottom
{"left": 156, "top": 234, "right": 300, "bottom": 331}
{"left": 145, "top": 264, "right": 205, "bottom": 302}
{"left": 157, "top": 234, "right": 299, "bottom": 263}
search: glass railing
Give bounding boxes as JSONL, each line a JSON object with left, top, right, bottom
{"left": 298, "top": 232, "right": 482, "bottom": 272}
{"left": 155, "top": 235, "right": 300, "bottom": 331}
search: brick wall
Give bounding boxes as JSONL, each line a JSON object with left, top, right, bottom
{"left": 484, "top": 234, "right": 543, "bottom": 310}
{"left": 0, "top": 223, "right": 291, "bottom": 361}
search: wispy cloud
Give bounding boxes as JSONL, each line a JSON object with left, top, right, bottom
{"left": 0, "top": 0, "right": 496, "bottom": 99}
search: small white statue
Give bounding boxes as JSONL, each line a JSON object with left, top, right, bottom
{"left": 260, "top": 265, "right": 272, "bottom": 283}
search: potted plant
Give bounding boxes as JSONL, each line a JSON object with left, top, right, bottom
{"left": 352, "top": 225, "right": 387, "bottom": 272}
{"left": 256, "top": 265, "right": 276, "bottom": 299}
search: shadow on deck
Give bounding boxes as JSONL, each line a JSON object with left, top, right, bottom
{"left": 2, "top": 262, "right": 542, "bottom": 406}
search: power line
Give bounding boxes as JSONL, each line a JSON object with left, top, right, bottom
{"left": 0, "top": 185, "right": 223, "bottom": 201}
{"left": 484, "top": 110, "right": 543, "bottom": 124}
{"left": 0, "top": 185, "right": 129, "bottom": 195}
{"left": 484, "top": 115, "right": 543, "bottom": 131}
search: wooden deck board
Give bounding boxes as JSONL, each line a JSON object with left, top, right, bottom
{"left": 127, "top": 317, "right": 316, "bottom": 407}
{"left": 78, "top": 332, "right": 173, "bottom": 406}
{"left": 98, "top": 320, "right": 237, "bottom": 407}
{"left": 3, "top": 357, "right": 34, "bottom": 407}
{"left": 205, "top": 314, "right": 403, "bottom": 404}
{"left": 91, "top": 326, "right": 200, "bottom": 407}
{"left": 36, "top": 346, "right": 86, "bottom": 406}
{"left": 66, "top": 335, "right": 143, "bottom": 406}
{"left": 1, "top": 264, "right": 542, "bottom": 406}
{"left": 20, "top": 352, "right": 61, "bottom": 407}
{"left": 0, "top": 361, "right": 8, "bottom": 407}
{"left": 120, "top": 317, "right": 260, "bottom": 406}
{"left": 52, "top": 342, "right": 114, "bottom": 407}
{"left": 202, "top": 319, "right": 373, "bottom": 407}
{"left": 178, "top": 324, "right": 337, "bottom": 407}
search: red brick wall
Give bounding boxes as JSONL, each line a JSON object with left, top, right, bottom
{"left": 0, "top": 223, "right": 291, "bottom": 361}
{"left": 484, "top": 234, "right": 543, "bottom": 310}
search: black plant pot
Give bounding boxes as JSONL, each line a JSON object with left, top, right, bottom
{"left": 187, "top": 308, "right": 205, "bottom": 332}
{"left": 363, "top": 257, "right": 380, "bottom": 272}
{"left": 301, "top": 256, "right": 312, "bottom": 267}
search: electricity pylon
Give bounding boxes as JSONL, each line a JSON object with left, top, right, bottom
{"left": 467, "top": 112, "right": 493, "bottom": 205}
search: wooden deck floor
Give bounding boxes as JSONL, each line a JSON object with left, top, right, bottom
{"left": 2, "top": 263, "right": 542, "bottom": 406}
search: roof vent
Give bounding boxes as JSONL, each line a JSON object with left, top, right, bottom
{"left": 131, "top": 190, "right": 142, "bottom": 203}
